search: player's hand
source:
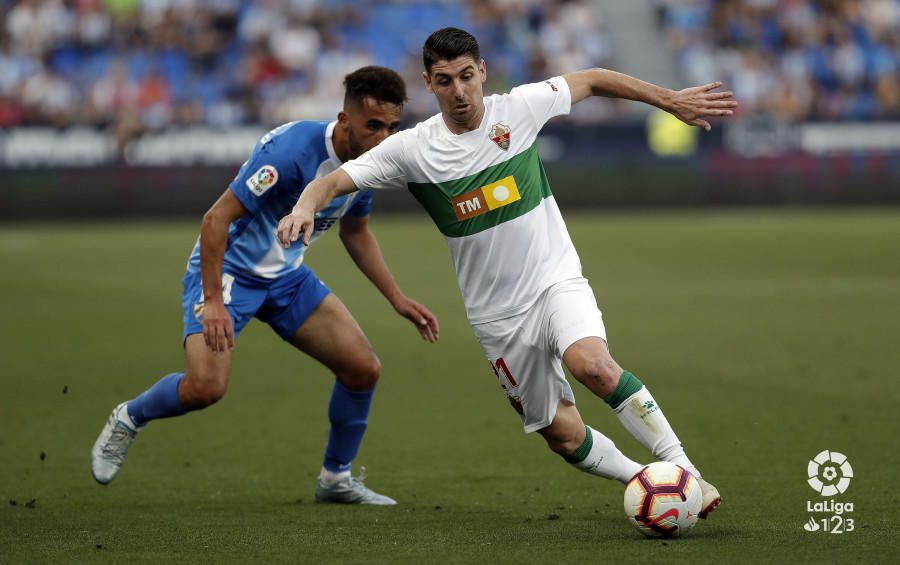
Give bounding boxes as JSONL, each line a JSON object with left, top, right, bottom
{"left": 392, "top": 295, "right": 440, "bottom": 343}
{"left": 202, "top": 299, "right": 234, "bottom": 353}
{"left": 667, "top": 82, "right": 738, "bottom": 131}
{"left": 277, "top": 206, "right": 314, "bottom": 248}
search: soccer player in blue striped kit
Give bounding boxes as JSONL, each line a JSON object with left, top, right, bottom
{"left": 90, "top": 66, "right": 439, "bottom": 504}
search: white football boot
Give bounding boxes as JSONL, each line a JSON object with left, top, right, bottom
{"left": 91, "top": 402, "right": 137, "bottom": 485}
{"left": 315, "top": 468, "right": 397, "bottom": 505}
{"left": 697, "top": 477, "right": 721, "bottom": 518}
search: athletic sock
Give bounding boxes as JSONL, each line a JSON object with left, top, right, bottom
{"left": 318, "top": 466, "right": 351, "bottom": 486}
{"left": 564, "top": 426, "right": 643, "bottom": 483}
{"left": 126, "top": 372, "right": 188, "bottom": 428}
{"left": 606, "top": 371, "right": 700, "bottom": 478}
{"left": 322, "top": 381, "right": 374, "bottom": 474}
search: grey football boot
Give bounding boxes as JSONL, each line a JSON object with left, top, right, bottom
{"left": 315, "top": 468, "right": 397, "bottom": 505}
{"left": 91, "top": 402, "right": 138, "bottom": 485}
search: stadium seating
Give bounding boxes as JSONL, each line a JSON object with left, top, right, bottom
{"left": 657, "top": 0, "right": 900, "bottom": 121}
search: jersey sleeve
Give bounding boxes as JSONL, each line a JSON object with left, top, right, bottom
{"left": 341, "top": 132, "right": 408, "bottom": 191}
{"left": 509, "top": 76, "right": 572, "bottom": 130}
{"left": 345, "top": 190, "right": 374, "bottom": 217}
{"left": 229, "top": 142, "right": 300, "bottom": 215}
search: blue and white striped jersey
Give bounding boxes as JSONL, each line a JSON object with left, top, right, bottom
{"left": 186, "top": 120, "right": 373, "bottom": 280}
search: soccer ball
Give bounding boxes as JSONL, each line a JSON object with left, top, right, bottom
{"left": 623, "top": 461, "right": 701, "bottom": 538}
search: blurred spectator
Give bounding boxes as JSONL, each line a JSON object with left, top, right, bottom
{"left": 659, "top": 0, "right": 900, "bottom": 121}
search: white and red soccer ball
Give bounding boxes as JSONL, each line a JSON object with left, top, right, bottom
{"left": 623, "top": 461, "right": 702, "bottom": 538}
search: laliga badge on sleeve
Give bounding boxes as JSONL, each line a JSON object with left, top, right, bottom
{"left": 246, "top": 165, "right": 279, "bottom": 196}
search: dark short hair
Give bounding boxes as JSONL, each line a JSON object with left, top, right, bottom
{"left": 343, "top": 66, "right": 407, "bottom": 108}
{"left": 423, "top": 27, "right": 481, "bottom": 74}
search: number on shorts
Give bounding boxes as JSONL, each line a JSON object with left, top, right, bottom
{"left": 490, "top": 357, "right": 518, "bottom": 387}
{"left": 221, "top": 273, "right": 235, "bottom": 305}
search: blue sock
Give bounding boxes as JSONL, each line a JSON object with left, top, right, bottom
{"left": 126, "top": 372, "right": 188, "bottom": 427}
{"left": 323, "top": 381, "right": 374, "bottom": 473}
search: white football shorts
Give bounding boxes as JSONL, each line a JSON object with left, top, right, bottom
{"left": 472, "top": 277, "right": 607, "bottom": 433}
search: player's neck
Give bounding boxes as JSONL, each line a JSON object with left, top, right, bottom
{"left": 442, "top": 104, "right": 485, "bottom": 135}
{"left": 332, "top": 124, "right": 352, "bottom": 163}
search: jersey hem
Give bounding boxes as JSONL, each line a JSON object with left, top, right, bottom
{"left": 467, "top": 275, "right": 585, "bottom": 326}
{"left": 184, "top": 259, "right": 307, "bottom": 285}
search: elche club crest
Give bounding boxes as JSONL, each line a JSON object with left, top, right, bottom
{"left": 489, "top": 122, "right": 511, "bottom": 151}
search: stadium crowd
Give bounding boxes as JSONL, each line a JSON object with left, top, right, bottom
{"left": 659, "top": 0, "right": 900, "bottom": 121}
{"left": 0, "top": 0, "right": 613, "bottom": 138}
{"left": 2, "top": 0, "right": 897, "bottom": 136}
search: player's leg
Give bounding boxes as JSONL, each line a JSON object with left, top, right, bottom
{"left": 538, "top": 400, "right": 642, "bottom": 483}
{"left": 474, "top": 302, "right": 641, "bottom": 484}
{"left": 128, "top": 334, "right": 233, "bottom": 422}
{"left": 562, "top": 337, "right": 721, "bottom": 517}
{"left": 545, "top": 278, "right": 720, "bottom": 515}
{"left": 91, "top": 270, "right": 257, "bottom": 485}
{"left": 261, "top": 267, "right": 393, "bottom": 505}
{"left": 562, "top": 338, "right": 698, "bottom": 473}
{"left": 90, "top": 335, "right": 232, "bottom": 484}
{"left": 545, "top": 278, "right": 695, "bottom": 471}
{"left": 289, "top": 294, "right": 380, "bottom": 471}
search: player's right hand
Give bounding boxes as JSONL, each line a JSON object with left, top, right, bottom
{"left": 202, "top": 299, "right": 234, "bottom": 353}
{"left": 667, "top": 81, "right": 737, "bottom": 131}
{"left": 277, "top": 207, "right": 314, "bottom": 248}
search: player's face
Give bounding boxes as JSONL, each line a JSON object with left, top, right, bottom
{"left": 341, "top": 97, "right": 402, "bottom": 159}
{"left": 423, "top": 56, "right": 487, "bottom": 130}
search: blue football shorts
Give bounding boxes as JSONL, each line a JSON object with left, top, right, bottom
{"left": 181, "top": 264, "right": 331, "bottom": 342}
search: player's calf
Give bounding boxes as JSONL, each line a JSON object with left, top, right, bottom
{"left": 541, "top": 403, "right": 643, "bottom": 483}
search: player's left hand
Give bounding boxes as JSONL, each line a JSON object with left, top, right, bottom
{"left": 667, "top": 82, "right": 738, "bottom": 131}
{"left": 393, "top": 296, "right": 440, "bottom": 342}
{"left": 277, "top": 206, "right": 314, "bottom": 248}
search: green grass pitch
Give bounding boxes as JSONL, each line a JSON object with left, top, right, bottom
{"left": 1, "top": 210, "right": 898, "bottom": 563}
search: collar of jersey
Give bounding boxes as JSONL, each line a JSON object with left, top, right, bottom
{"left": 438, "top": 97, "right": 490, "bottom": 139}
{"left": 324, "top": 120, "right": 342, "bottom": 166}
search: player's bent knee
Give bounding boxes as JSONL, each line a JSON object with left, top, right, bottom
{"left": 575, "top": 357, "right": 621, "bottom": 396}
{"left": 539, "top": 423, "right": 583, "bottom": 457}
{"left": 180, "top": 374, "right": 228, "bottom": 408}
{"left": 543, "top": 434, "right": 582, "bottom": 457}
{"left": 337, "top": 354, "right": 381, "bottom": 391}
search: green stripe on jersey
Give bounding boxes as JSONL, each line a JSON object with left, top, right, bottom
{"left": 407, "top": 143, "right": 552, "bottom": 238}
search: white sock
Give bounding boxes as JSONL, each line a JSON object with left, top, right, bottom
{"left": 567, "top": 427, "right": 643, "bottom": 483}
{"left": 614, "top": 386, "right": 700, "bottom": 478}
{"left": 116, "top": 403, "right": 138, "bottom": 431}
{"left": 319, "top": 467, "right": 351, "bottom": 486}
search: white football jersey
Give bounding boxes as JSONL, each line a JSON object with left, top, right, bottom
{"left": 342, "top": 76, "right": 583, "bottom": 324}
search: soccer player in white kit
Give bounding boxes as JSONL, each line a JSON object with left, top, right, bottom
{"left": 278, "top": 28, "right": 737, "bottom": 518}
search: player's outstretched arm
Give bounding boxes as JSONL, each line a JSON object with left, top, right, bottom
{"left": 339, "top": 215, "right": 440, "bottom": 343}
{"left": 277, "top": 169, "right": 357, "bottom": 248}
{"left": 563, "top": 69, "right": 737, "bottom": 131}
{"left": 199, "top": 190, "right": 248, "bottom": 353}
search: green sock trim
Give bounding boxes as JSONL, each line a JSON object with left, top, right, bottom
{"left": 604, "top": 371, "right": 644, "bottom": 409}
{"left": 564, "top": 426, "right": 593, "bottom": 464}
